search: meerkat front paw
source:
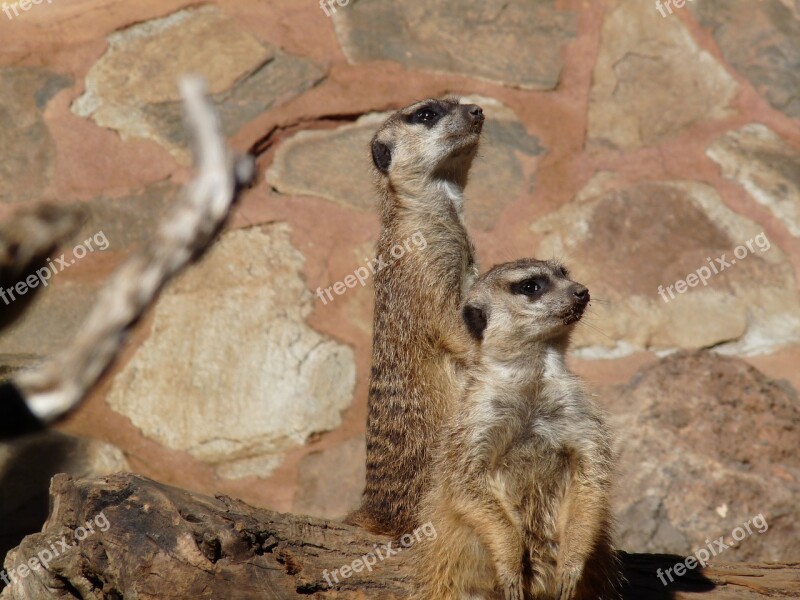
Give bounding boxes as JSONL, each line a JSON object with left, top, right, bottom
{"left": 555, "top": 563, "right": 583, "bottom": 600}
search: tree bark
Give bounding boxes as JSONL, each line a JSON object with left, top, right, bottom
{"left": 0, "top": 473, "right": 797, "bottom": 599}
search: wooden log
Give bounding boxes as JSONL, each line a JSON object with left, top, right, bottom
{"left": 1, "top": 473, "right": 797, "bottom": 599}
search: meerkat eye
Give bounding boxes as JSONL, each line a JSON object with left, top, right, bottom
{"left": 410, "top": 107, "right": 440, "bottom": 126}
{"left": 512, "top": 277, "right": 548, "bottom": 298}
{"left": 521, "top": 280, "right": 540, "bottom": 294}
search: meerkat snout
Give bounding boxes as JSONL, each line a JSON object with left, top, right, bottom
{"left": 465, "top": 104, "right": 484, "bottom": 131}
{"left": 564, "top": 283, "right": 590, "bottom": 325}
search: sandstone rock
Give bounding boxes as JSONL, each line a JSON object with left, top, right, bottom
{"left": 106, "top": 225, "right": 356, "bottom": 479}
{"left": 72, "top": 5, "right": 326, "bottom": 162}
{"left": 0, "top": 432, "right": 128, "bottom": 564}
{"left": 588, "top": 0, "right": 737, "bottom": 150}
{"left": 293, "top": 437, "right": 366, "bottom": 520}
{"left": 0, "top": 68, "right": 71, "bottom": 203}
{"left": 331, "top": 0, "right": 575, "bottom": 90}
{"left": 609, "top": 351, "right": 800, "bottom": 561}
{"left": 531, "top": 175, "right": 800, "bottom": 356}
{"left": 707, "top": 124, "right": 800, "bottom": 238}
{"left": 692, "top": 0, "right": 800, "bottom": 119}
{"left": 266, "top": 97, "right": 544, "bottom": 231}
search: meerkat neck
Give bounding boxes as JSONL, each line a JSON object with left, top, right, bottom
{"left": 378, "top": 169, "right": 468, "bottom": 221}
{"left": 397, "top": 175, "right": 465, "bottom": 213}
{"left": 475, "top": 343, "right": 570, "bottom": 391}
{"left": 434, "top": 178, "right": 465, "bottom": 217}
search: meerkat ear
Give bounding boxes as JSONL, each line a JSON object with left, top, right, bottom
{"left": 371, "top": 139, "right": 392, "bottom": 174}
{"left": 462, "top": 304, "right": 488, "bottom": 341}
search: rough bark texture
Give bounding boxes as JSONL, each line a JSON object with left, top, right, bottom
{"left": 1, "top": 474, "right": 797, "bottom": 599}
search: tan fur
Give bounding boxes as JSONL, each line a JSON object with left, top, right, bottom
{"left": 347, "top": 98, "right": 484, "bottom": 536}
{"left": 413, "top": 259, "right": 621, "bottom": 599}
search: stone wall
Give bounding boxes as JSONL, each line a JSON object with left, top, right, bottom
{"left": 0, "top": 0, "right": 798, "bottom": 564}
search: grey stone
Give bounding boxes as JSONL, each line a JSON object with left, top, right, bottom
{"left": 72, "top": 6, "right": 326, "bottom": 162}
{"left": 78, "top": 182, "right": 178, "bottom": 250}
{"left": 331, "top": 0, "right": 576, "bottom": 90}
{"left": 0, "top": 282, "right": 101, "bottom": 357}
{"left": 0, "top": 68, "right": 72, "bottom": 204}
{"left": 692, "top": 0, "right": 800, "bottom": 119}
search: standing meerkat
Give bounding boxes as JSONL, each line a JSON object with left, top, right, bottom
{"left": 413, "top": 259, "right": 620, "bottom": 600}
{"left": 347, "top": 97, "right": 485, "bottom": 536}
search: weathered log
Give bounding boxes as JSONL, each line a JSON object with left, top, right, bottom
{"left": 1, "top": 473, "right": 797, "bottom": 599}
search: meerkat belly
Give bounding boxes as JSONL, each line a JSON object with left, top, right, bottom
{"left": 497, "top": 423, "right": 572, "bottom": 550}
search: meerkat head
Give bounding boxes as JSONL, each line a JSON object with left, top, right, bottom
{"left": 462, "top": 259, "right": 590, "bottom": 356}
{"left": 370, "top": 97, "right": 484, "bottom": 192}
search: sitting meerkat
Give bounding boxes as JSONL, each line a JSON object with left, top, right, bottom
{"left": 413, "top": 259, "right": 620, "bottom": 600}
{"left": 348, "top": 97, "right": 484, "bottom": 536}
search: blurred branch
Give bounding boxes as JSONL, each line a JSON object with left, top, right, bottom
{"left": 4, "top": 76, "right": 254, "bottom": 432}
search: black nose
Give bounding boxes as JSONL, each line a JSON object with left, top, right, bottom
{"left": 469, "top": 105, "right": 483, "bottom": 117}
{"left": 574, "top": 286, "right": 590, "bottom": 305}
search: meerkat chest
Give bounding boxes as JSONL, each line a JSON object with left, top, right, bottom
{"left": 436, "top": 180, "right": 465, "bottom": 216}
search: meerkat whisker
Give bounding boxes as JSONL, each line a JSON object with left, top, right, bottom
{"left": 577, "top": 318, "right": 615, "bottom": 341}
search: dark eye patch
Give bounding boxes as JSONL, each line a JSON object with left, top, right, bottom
{"left": 406, "top": 103, "right": 444, "bottom": 127}
{"left": 510, "top": 276, "right": 549, "bottom": 299}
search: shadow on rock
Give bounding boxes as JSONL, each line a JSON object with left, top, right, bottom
{"left": 621, "top": 551, "right": 716, "bottom": 599}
